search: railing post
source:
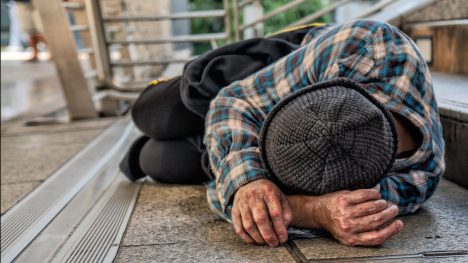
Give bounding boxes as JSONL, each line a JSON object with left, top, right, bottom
{"left": 33, "top": 0, "right": 97, "bottom": 120}
{"left": 84, "top": 0, "right": 113, "bottom": 88}
{"left": 223, "top": 0, "right": 231, "bottom": 43}
{"left": 233, "top": 0, "right": 240, "bottom": 41}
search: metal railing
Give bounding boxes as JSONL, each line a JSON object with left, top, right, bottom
{"left": 87, "top": 0, "right": 231, "bottom": 92}
{"left": 232, "top": 0, "right": 399, "bottom": 40}
{"left": 37, "top": 0, "right": 403, "bottom": 120}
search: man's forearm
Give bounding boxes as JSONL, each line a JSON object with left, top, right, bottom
{"left": 285, "top": 190, "right": 403, "bottom": 247}
{"left": 287, "top": 195, "right": 324, "bottom": 229}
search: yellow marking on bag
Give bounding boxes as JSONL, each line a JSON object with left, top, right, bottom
{"left": 148, "top": 77, "right": 171, "bottom": 86}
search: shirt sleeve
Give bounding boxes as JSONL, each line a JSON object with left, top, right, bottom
{"left": 205, "top": 20, "right": 445, "bottom": 219}
{"left": 329, "top": 21, "right": 446, "bottom": 215}
{"left": 204, "top": 43, "right": 318, "bottom": 218}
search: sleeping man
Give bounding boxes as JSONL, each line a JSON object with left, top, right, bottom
{"left": 122, "top": 20, "right": 445, "bottom": 247}
{"left": 204, "top": 20, "right": 444, "bottom": 247}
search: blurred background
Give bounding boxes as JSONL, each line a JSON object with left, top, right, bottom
{"left": 1, "top": 0, "right": 465, "bottom": 123}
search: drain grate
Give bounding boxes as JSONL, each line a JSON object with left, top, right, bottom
{"left": 52, "top": 177, "right": 140, "bottom": 263}
{"left": 1, "top": 119, "right": 134, "bottom": 263}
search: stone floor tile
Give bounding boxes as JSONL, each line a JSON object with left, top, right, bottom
{"left": 1, "top": 143, "right": 91, "bottom": 184}
{"left": 116, "top": 241, "right": 295, "bottom": 263}
{"left": 118, "top": 183, "right": 295, "bottom": 262}
{"left": 292, "top": 179, "right": 468, "bottom": 262}
{"left": 1, "top": 129, "right": 102, "bottom": 149}
{"left": 1, "top": 117, "right": 116, "bottom": 136}
{"left": 1, "top": 181, "right": 40, "bottom": 214}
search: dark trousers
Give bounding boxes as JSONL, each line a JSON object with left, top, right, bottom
{"left": 125, "top": 77, "right": 211, "bottom": 184}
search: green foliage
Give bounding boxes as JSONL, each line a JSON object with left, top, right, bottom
{"left": 188, "top": 0, "right": 331, "bottom": 54}
{"left": 260, "top": 0, "right": 331, "bottom": 34}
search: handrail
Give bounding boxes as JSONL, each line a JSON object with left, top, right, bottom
{"left": 283, "top": 0, "right": 351, "bottom": 29}
{"left": 62, "top": 2, "right": 84, "bottom": 10}
{"left": 403, "top": 19, "right": 468, "bottom": 28}
{"left": 84, "top": 0, "right": 231, "bottom": 92}
{"left": 69, "top": 24, "right": 89, "bottom": 32}
{"left": 106, "top": 33, "right": 227, "bottom": 45}
{"left": 110, "top": 56, "right": 197, "bottom": 67}
{"left": 234, "top": 0, "right": 400, "bottom": 41}
{"left": 102, "top": 10, "right": 226, "bottom": 22}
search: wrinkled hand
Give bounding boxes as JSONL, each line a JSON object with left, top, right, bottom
{"left": 317, "top": 189, "right": 404, "bottom": 246}
{"left": 232, "top": 179, "right": 292, "bottom": 247}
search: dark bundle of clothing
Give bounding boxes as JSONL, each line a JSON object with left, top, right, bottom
{"left": 120, "top": 24, "right": 320, "bottom": 184}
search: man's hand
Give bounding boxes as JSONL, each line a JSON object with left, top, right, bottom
{"left": 316, "top": 189, "right": 404, "bottom": 246}
{"left": 232, "top": 179, "right": 292, "bottom": 247}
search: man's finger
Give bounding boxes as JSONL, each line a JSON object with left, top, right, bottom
{"left": 265, "top": 194, "right": 288, "bottom": 244}
{"left": 281, "top": 196, "right": 293, "bottom": 226}
{"left": 352, "top": 199, "right": 388, "bottom": 217}
{"left": 355, "top": 220, "right": 404, "bottom": 246}
{"left": 353, "top": 204, "right": 399, "bottom": 233}
{"left": 240, "top": 203, "right": 265, "bottom": 244}
{"left": 346, "top": 189, "right": 381, "bottom": 204}
{"left": 251, "top": 200, "right": 279, "bottom": 247}
{"left": 232, "top": 209, "right": 255, "bottom": 244}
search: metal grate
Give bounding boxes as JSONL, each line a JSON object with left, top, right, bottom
{"left": 52, "top": 177, "right": 140, "bottom": 263}
{"left": 0, "top": 119, "right": 134, "bottom": 263}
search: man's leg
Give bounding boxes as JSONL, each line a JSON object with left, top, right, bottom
{"left": 139, "top": 136, "right": 209, "bottom": 184}
{"left": 131, "top": 76, "right": 205, "bottom": 141}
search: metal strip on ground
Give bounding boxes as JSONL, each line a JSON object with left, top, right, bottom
{"left": 0, "top": 118, "right": 134, "bottom": 263}
{"left": 14, "top": 124, "right": 140, "bottom": 262}
{"left": 50, "top": 176, "right": 140, "bottom": 263}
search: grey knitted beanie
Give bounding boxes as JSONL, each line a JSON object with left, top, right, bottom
{"left": 259, "top": 78, "right": 398, "bottom": 195}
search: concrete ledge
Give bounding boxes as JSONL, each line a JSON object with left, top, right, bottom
{"left": 433, "top": 73, "right": 468, "bottom": 189}
{"left": 291, "top": 179, "right": 468, "bottom": 262}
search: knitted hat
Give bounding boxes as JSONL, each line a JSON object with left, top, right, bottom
{"left": 259, "top": 78, "right": 398, "bottom": 195}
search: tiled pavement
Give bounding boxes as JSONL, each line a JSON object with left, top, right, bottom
{"left": 0, "top": 118, "right": 116, "bottom": 214}
{"left": 2, "top": 110, "right": 467, "bottom": 262}
{"left": 115, "top": 179, "right": 468, "bottom": 262}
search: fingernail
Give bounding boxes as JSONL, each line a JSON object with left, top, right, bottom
{"left": 270, "top": 241, "right": 279, "bottom": 247}
{"left": 396, "top": 221, "right": 403, "bottom": 232}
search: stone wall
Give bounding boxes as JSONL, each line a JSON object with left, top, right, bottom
{"left": 403, "top": 0, "right": 468, "bottom": 23}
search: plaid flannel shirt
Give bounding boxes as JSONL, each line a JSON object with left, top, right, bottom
{"left": 204, "top": 20, "right": 445, "bottom": 221}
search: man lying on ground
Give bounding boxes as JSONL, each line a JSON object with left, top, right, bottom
{"left": 204, "top": 20, "right": 444, "bottom": 247}
{"left": 121, "top": 20, "right": 445, "bottom": 248}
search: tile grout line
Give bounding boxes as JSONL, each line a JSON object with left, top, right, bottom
{"left": 0, "top": 124, "right": 114, "bottom": 138}
{"left": 285, "top": 241, "right": 308, "bottom": 263}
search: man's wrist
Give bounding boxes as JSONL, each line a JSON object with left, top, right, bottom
{"left": 286, "top": 195, "right": 324, "bottom": 229}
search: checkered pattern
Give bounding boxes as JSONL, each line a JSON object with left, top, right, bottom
{"left": 204, "top": 20, "right": 445, "bottom": 221}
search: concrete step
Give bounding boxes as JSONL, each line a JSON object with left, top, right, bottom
{"left": 432, "top": 72, "right": 468, "bottom": 189}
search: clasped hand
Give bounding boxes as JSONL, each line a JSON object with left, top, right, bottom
{"left": 232, "top": 179, "right": 403, "bottom": 247}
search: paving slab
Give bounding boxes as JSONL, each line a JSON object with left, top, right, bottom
{"left": 1, "top": 117, "right": 117, "bottom": 136}
{"left": 1, "top": 129, "right": 102, "bottom": 148}
{"left": 1, "top": 131, "right": 102, "bottom": 184}
{"left": 116, "top": 183, "right": 295, "bottom": 263}
{"left": 0, "top": 182, "right": 40, "bottom": 214}
{"left": 1, "top": 118, "right": 116, "bottom": 214}
{"left": 291, "top": 179, "right": 468, "bottom": 262}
